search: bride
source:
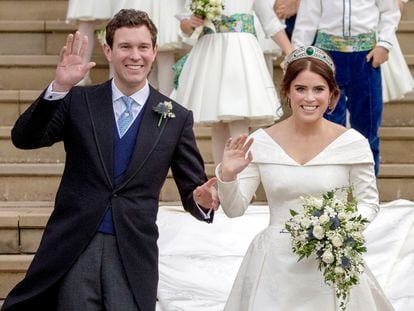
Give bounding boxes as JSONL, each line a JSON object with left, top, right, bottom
{"left": 215, "top": 46, "right": 394, "bottom": 310}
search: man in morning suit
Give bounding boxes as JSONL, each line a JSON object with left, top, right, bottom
{"left": 2, "top": 9, "right": 219, "bottom": 311}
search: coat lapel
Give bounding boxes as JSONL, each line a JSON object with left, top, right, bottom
{"left": 86, "top": 80, "right": 115, "bottom": 188}
{"left": 116, "top": 86, "right": 167, "bottom": 190}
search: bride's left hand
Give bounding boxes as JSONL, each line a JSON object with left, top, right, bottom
{"left": 221, "top": 134, "right": 254, "bottom": 182}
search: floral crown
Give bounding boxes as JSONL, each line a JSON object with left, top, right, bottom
{"left": 284, "top": 46, "right": 335, "bottom": 73}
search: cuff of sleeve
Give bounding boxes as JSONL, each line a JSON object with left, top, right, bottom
{"left": 215, "top": 163, "right": 238, "bottom": 184}
{"left": 376, "top": 40, "right": 393, "bottom": 52}
{"left": 44, "top": 81, "right": 69, "bottom": 101}
{"left": 265, "top": 16, "right": 286, "bottom": 38}
{"left": 358, "top": 204, "right": 378, "bottom": 223}
{"left": 194, "top": 200, "right": 212, "bottom": 220}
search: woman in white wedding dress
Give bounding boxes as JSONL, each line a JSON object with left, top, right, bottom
{"left": 216, "top": 46, "right": 394, "bottom": 310}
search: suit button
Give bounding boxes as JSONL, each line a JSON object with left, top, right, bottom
{"left": 113, "top": 194, "right": 118, "bottom": 197}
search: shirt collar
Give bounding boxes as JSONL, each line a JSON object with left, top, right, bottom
{"left": 111, "top": 79, "right": 150, "bottom": 106}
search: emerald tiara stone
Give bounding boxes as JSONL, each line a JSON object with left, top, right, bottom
{"left": 284, "top": 46, "right": 335, "bottom": 73}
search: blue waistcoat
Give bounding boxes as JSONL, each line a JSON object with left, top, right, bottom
{"left": 98, "top": 106, "right": 146, "bottom": 234}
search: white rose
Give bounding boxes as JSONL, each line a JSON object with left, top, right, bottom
{"left": 312, "top": 225, "right": 325, "bottom": 240}
{"left": 352, "top": 231, "right": 364, "bottom": 241}
{"left": 345, "top": 222, "right": 354, "bottom": 231}
{"left": 334, "top": 266, "right": 344, "bottom": 275}
{"left": 206, "top": 12, "right": 215, "bottom": 20}
{"left": 338, "top": 212, "right": 347, "bottom": 220}
{"left": 293, "top": 215, "right": 302, "bottom": 224}
{"left": 300, "top": 218, "right": 311, "bottom": 228}
{"left": 298, "top": 233, "right": 308, "bottom": 243}
{"left": 331, "top": 236, "right": 343, "bottom": 247}
{"left": 319, "top": 214, "right": 330, "bottom": 225}
{"left": 322, "top": 251, "right": 335, "bottom": 264}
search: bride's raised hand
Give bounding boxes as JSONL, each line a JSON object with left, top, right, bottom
{"left": 53, "top": 31, "right": 96, "bottom": 92}
{"left": 221, "top": 134, "right": 254, "bottom": 182}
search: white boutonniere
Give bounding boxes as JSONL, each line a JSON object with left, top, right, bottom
{"left": 153, "top": 101, "right": 176, "bottom": 127}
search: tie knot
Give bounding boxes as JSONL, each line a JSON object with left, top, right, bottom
{"left": 121, "top": 96, "right": 134, "bottom": 111}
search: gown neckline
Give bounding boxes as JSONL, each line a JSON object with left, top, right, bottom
{"left": 258, "top": 128, "right": 352, "bottom": 166}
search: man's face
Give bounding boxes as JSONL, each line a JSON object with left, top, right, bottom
{"left": 104, "top": 26, "right": 157, "bottom": 95}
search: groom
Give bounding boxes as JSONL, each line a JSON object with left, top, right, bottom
{"left": 2, "top": 9, "right": 218, "bottom": 311}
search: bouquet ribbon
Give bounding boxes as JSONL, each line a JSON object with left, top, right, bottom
{"left": 191, "top": 19, "right": 217, "bottom": 40}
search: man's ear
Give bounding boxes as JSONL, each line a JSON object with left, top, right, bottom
{"left": 103, "top": 43, "right": 112, "bottom": 62}
{"left": 152, "top": 43, "right": 159, "bottom": 62}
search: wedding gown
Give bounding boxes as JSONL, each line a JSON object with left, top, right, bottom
{"left": 216, "top": 128, "right": 393, "bottom": 310}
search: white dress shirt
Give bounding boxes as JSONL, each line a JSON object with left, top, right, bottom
{"left": 44, "top": 80, "right": 149, "bottom": 137}
{"left": 292, "top": 0, "right": 401, "bottom": 51}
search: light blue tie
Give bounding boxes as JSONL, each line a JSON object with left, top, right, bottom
{"left": 118, "top": 96, "right": 134, "bottom": 138}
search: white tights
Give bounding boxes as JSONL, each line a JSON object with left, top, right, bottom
{"left": 77, "top": 21, "right": 95, "bottom": 66}
{"left": 211, "top": 120, "right": 249, "bottom": 165}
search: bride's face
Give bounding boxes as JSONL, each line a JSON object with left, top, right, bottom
{"left": 288, "top": 69, "right": 331, "bottom": 123}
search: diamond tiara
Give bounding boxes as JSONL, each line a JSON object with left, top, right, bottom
{"left": 284, "top": 46, "right": 335, "bottom": 72}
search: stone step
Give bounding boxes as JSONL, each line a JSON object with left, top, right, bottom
{"left": 0, "top": 254, "right": 33, "bottom": 299}
{"left": 0, "top": 203, "right": 52, "bottom": 254}
{"left": 0, "top": 55, "right": 109, "bottom": 90}
{"left": 379, "top": 127, "right": 414, "bottom": 163}
{"left": 0, "top": 1, "right": 68, "bottom": 21}
{"left": 402, "top": 0, "right": 414, "bottom": 21}
{"left": 0, "top": 20, "right": 106, "bottom": 55}
{"left": 0, "top": 126, "right": 213, "bottom": 163}
{"left": 382, "top": 92, "right": 414, "bottom": 126}
{"left": 1, "top": 162, "right": 414, "bottom": 202}
{"left": 0, "top": 163, "right": 216, "bottom": 202}
{"left": 397, "top": 21, "right": 414, "bottom": 54}
{"left": 1, "top": 124, "right": 413, "bottom": 163}
{"left": 0, "top": 20, "right": 409, "bottom": 55}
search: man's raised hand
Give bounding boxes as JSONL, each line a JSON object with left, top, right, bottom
{"left": 53, "top": 31, "right": 96, "bottom": 92}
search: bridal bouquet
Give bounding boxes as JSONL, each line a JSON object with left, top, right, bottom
{"left": 284, "top": 187, "right": 369, "bottom": 310}
{"left": 189, "top": 0, "right": 224, "bottom": 39}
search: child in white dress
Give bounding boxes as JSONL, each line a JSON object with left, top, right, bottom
{"left": 175, "top": 0, "right": 293, "bottom": 164}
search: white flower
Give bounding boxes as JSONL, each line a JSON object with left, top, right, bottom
{"left": 319, "top": 214, "right": 330, "bottom": 225}
{"left": 331, "top": 235, "right": 343, "bottom": 247}
{"left": 300, "top": 218, "right": 311, "bottom": 228}
{"left": 338, "top": 212, "right": 348, "bottom": 221}
{"left": 293, "top": 214, "right": 302, "bottom": 224}
{"left": 345, "top": 222, "right": 354, "bottom": 231}
{"left": 322, "top": 250, "right": 335, "bottom": 264}
{"left": 335, "top": 266, "right": 344, "bottom": 275}
{"left": 312, "top": 225, "right": 325, "bottom": 240}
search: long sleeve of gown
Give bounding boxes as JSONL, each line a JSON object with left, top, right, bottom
{"left": 216, "top": 162, "right": 261, "bottom": 218}
{"left": 350, "top": 162, "right": 380, "bottom": 223}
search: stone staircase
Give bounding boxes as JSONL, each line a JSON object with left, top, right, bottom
{"left": 1, "top": 0, "right": 414, "bottom": 303}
